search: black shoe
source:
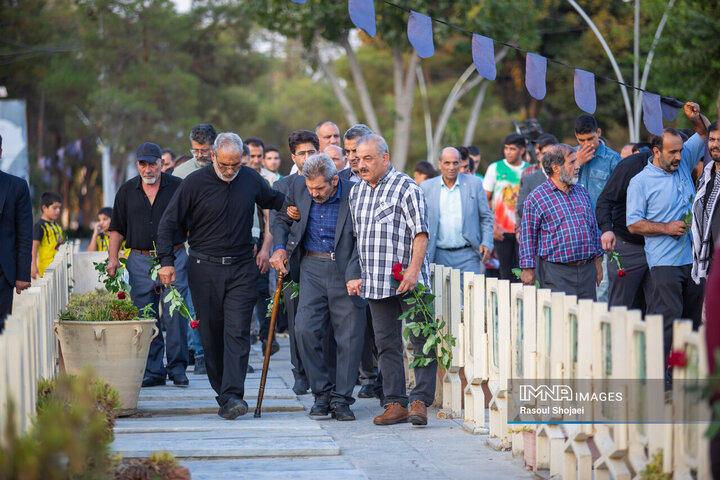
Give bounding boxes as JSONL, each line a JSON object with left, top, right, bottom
{"left": 262, "top": 339, "right": 280, "bottom": 357}
{"left": 247, "top": 364, "right": 255, "bottom": 373}
{"left": 193, "top": 356, "right": 206, "bottom": 375}
{"left": 141, "top": 376, "right": 166, "bottom": 387}
{"left": 358, "top": 385, "right": 375, "bottom": 398}
{"left": 188, "top": 349, "right": 196, "bottom": 365}
{"left": 309, "top": 392, "right": 331, "bottom": 416}
{"left": 331, "top": 403, "right": 355, "bottom": 421}
{"left": 292, "top": 377, "right": 309, "bottom": 395}
{"left": 251, "top": 334, "right": 258, "bottom": 345}
{"left": 218, "top": 396, "right": 248, "bottom": 420}
{"left": 168, "top": 372, "right": 189, "bottom": 387}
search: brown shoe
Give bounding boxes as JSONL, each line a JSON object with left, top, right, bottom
{"left": 408, "top": 400, "right": 427, "bottom": 426}
{"left": 373, "top": 402, "right": 408, "bottom": 425}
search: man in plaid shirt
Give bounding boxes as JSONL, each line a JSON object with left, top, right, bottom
{"left": 348, "top": 134, "right": 435, "bottom": 426}
{"left": 519, "top": 144, "right": 603, "bottom": 300}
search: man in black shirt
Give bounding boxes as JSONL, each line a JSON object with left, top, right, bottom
{"left": 108, "top": 142, "right": 190, "bottom": 387}
{"left": 156, "top": 132, "right": 285, "bottom": 420}
{"left": 595, "top": 150, "right": 653, "bottom": 312}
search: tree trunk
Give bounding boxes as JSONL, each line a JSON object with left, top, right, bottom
{"left": 463, "top": 81, "right": 490, "bottom": 156}
{"left": 311, "top": 35, "right": 359, "bottom": 127}
{"left": 430, "top": 45, "right": 512, "bottom": 163}
{"left": 391, "top": 48, "right": 420, "bottom": 173}
{"left": 339, "top": 34, "right": 380, "bottom": 134}
{"left": 416, "top": 65, "right": 433, "bottom": 167}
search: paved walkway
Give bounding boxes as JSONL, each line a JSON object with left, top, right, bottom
{"left": 111, "top": 337, "right": 533, "bottom": 479}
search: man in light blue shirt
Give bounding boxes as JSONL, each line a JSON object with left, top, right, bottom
{"left": 574, "top": 115, "right": 622, "bottom": 304}
{"left": 421, "top": 147, "right": 494, "bottom": 274}
{"left": 627, "top": 118, "right": 707, "bottom": 366}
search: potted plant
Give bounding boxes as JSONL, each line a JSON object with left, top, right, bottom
{"left": 509, "top": 426, "right": 537, "bottom": 469}
{"left": 54, "top": 290, "right": 157, "bottom": 415}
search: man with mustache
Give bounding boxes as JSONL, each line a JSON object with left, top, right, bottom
{"left": 519, "top": 144, "right": 603, "bottom": 300}
{"left": 107, "top": 142, "right": 190, "bottom": 388}
{"left": 173, "top": 124, "right": 217, "bottom": 179}
{"left": 339, "top": 124, "right": 372, "bottom": 183}
{"left": 173, "top": 124, "right": 218, "bottom": 375}
{"left": 157, "top": 133, "right": 285, "bottom": 420}
{"left": 627, "top": 124, "right": 707, "bottom": 377}
{"left": 692, "top": 122, "right": 720, "bottom": 284}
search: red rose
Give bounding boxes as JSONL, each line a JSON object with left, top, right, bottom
{"left": 117, "top": 291, "right": 126, "bottom": 300}
{"left": 617, "top": 269, "right": 626, "bottom": 278}
{"left": 392, "top": 271, "right": 404, "bottom": 281}
{"left": 392, "top": 263, "right": 403, "bottom": 274}
{"left": 190, "top": 320, "right": 200, "bottom": 330}
{"left": 667, "top": 350, "right": 687, "bottom": 368}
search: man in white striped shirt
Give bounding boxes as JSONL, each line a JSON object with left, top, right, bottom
{"left": 348, "top": 134, "right": 435, "bottom": 426}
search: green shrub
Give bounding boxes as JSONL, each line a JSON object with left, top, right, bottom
{"left": 37, "top": 374, "right": 120, "bottom": 443}
{"left": 639, "top": 451, "right": 672, "bottom": 480}
{"left": 110, "top": 451, "right": 189, "bottom": 480}
{"left": 59, "top": 291, "right": 138, "bottom": 322}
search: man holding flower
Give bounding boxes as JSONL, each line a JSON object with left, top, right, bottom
{"left": 348, "top": 133, "right": 435, "bottom": 426}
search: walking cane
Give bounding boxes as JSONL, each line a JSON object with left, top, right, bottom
{"left": 254, "top": 265, "right": 286, "bottom": 418}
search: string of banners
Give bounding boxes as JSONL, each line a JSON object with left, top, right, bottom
{"left": 290, "top": 0, "right": 685, "bottom": 135}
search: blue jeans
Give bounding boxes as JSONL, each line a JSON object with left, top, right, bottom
{"left": 184, "top": 288, "right": 204, "bottom": 358}
{"left": 126, "top": 248, "right": 190, "bottom": 380}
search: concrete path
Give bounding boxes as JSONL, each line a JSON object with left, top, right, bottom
{"left": 112, "top": 337, "right": 533, "bottom": 479}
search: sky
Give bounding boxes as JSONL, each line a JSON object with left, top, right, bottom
{"left": 172, "top": 0, "right": 191, "bottom": 13}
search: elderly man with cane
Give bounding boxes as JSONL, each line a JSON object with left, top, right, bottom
{"left": 156, "top": 132, "right": 285, "bottom": 420}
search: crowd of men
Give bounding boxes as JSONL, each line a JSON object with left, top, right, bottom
{"left": 0, "top": 99, "right": 717, "bottom": 426}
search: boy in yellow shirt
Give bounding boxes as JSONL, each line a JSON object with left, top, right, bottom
{"left": 87, "top": 207, "right": 112, "bottom": 252}
{"left": 31, "top": 192, "right": 64, "bottom": 278}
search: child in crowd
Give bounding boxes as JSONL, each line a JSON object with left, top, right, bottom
{"left": 87, "top": 207, "right": 112, "bottom": 252}
{"left": 31, "top": 192, "right": 64, "bottom": 279}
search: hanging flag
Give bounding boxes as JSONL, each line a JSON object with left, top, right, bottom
{"left": 660, "top": 96, "right": 683, "bottom": 122}
{"left": 642, "top": 92, "right": 663, "bottom": 135}
{"left": 348, "top": 0, "right": 376, "bottom": 38}
{"left": 407, "top": 11, "right": 434, "bottom": 58}
{"left": 525, "top": 53, "right": 546, "bottom": 100}
{"left": 471, "top": 34, "right": 496, "bottom": 81}
{"left": 291, "top": 0, "right": 306, "bottom": 3}
{"left": 574, "top": 69, "right": 596, "bottom": 114}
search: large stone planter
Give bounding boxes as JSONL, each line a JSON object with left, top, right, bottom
{"left": 54, "top": 319, "right": 158, "bottom": 415}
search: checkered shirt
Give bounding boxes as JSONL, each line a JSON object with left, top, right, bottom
{"left": 349, "top": 167, "right": 431, "bottom": 299}
{"left": 519, "top": 179, "right": 603, "bottom": 268}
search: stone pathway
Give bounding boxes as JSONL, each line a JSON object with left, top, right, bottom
{"left": 111, "top": 338, "right": 533, "bottom": 479}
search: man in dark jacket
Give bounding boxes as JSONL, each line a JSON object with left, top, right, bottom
{"left": 0, "top": 134, "right": 33, "bottom": 330}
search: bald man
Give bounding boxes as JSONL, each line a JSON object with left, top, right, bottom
{"left": 316, "top": 121, "right": 341, "bottom": 152}
{"left": 420, "top": 147, "right": 494, "bottom": 273}
{"left": 324, "top": 145, "right": 347, "bottom": 172}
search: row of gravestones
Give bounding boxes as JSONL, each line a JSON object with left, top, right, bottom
{"left": 0, "top": 243, "right": 72, "bottom": 437}
{"left": 404, "top": 263, "right": 711, "bottom": 480}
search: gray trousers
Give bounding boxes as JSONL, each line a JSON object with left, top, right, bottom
{"left": 368, "top": 294, "right": 437, "bottom": 407}
{"left": 295, "top": 256, "right": 366, "bottom": 405}
{"left": 358, "top": 306, "right": 378, "bottom": 386}
{"left": 608, "top": 237, "right": 652, "bottom": 313}
{"left": 127, "top": 248, "right": 189, "bottom": 380}
{"left": 648, "top": 265, "right": 704, "bottom": 361}
{"left": 539, "top": 258, "right": 597, "bottom": 301}
{"left": 434, "top": 246, "right": 485, "bottom": 274}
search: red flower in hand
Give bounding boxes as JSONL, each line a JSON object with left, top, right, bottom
{"left": 617, "top": 269, "right": 626, "bottom": 278}
{"left": 190, "top": 319, "right": 200, "bottom": 330}
{"left": 117, "top": 291, "right": 126, "bottom": 300}
{"left": 667, "top": 349, "right": 687, "bottom": 368}
{"left": 392, "top": 263, "right": 404, "bottom": 281}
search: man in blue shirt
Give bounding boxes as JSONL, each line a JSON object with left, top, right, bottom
{"left": 270, "top": 153, "right": 366, "bottom": 421}
{"left": 574, "top": 115, "right": 622, "bottom": 304}
{"left": 627, "top": 123, "right": 707, "bottom": 366}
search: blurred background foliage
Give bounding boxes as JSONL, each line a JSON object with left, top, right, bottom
{"left": 0, "top": 0, "right": 717, "bottom": 226}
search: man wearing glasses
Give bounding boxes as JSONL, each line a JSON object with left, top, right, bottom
{"left": 174, "top": 124, "right": 217, "bottom": 180}
{"left": 172, "top": 124, "right": 218, "bottom": 374}
{"left": 157, "top": 133, "right": 286, "bottom": 420}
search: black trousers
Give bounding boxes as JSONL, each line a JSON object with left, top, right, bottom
{"left": 284, "top": 285, "right": 306, "bottom": 381}
{"left": 187, "top": 255, "right": 257, "bottom": 406}
{"left": 608, "top": 237, "right": 652, "bottom": 314}
{"left": 496, "top": 233, "right": 518, "bottom": 281}
{"left": 358, "top": 306, "right": 378, "bottom": 386}
{"left": 0, "top": 270, "right": 13, "bottom": 332}
{"left": 648, "top": 265, "right": 704, "bottom": 362}
{"left": 254, "top": 268, "right": 271, "bottom": 340}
